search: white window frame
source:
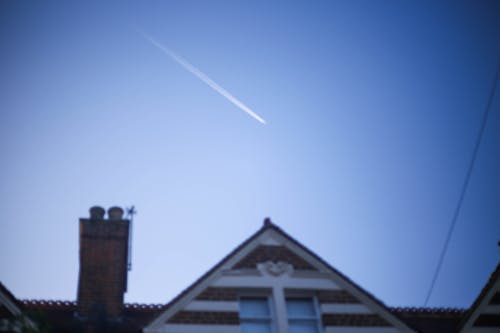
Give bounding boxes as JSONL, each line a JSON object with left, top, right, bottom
{"left": 239, "top": 294, "right": 276, "bottom": 333}
{"left": 237, "top": 289, "right": 323, "bottom": 333}
{"left": 285, "top": 295, "right": 323, "bottom": 333}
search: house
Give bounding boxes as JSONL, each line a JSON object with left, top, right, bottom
{"left": 0, "top": 206, "right": 499, "bottom": 333}
{"left": 0, "top": 281, "right": 36, "bottom": 332}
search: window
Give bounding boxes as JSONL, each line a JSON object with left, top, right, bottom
{"left": 286, "top": 298, "right": 321, "bottom": 333}
{"left": 239, "top": 297, "right": 274, "bottom": 333}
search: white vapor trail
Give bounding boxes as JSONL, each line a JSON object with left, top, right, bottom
{"left": 140, "top": 32, "right": 266, "bottom": 125}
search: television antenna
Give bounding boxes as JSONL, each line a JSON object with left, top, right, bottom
{"left": 125, "top": 206, "right": 137, "bottom": 271}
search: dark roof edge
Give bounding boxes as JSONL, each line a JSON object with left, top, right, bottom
{"left": 0, "top": 281, "right": 24, "bottom": 311}
{"left": 457, "top": 261, "right": 500, "bottom": 331}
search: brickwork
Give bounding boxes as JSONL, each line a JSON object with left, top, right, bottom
{"left": 195, "top": 287, "right": 239, "bottom": 301}
{"left": 167, "top": 311, "right": 239, "bottom": 324}
{"left": 322, "top": 314, "right": 390, "bottom": 326}
{"left": 317, "top": 289, "right": 360, "bottom": 304}
{"left": 77, "top": 217, "right": 130, "bottom": 318}
{"left": 233, "top": 245, "right": 317, "bottom": 270}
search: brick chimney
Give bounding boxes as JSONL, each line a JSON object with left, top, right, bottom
{"left": 77, "top": 206, "right": 130, "bottom": 320}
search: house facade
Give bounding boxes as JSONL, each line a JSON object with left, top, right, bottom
{"left": 1, "top": 206, "right": 499, "bottom": 333}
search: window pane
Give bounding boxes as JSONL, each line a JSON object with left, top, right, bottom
{"left": 241, "top": 322, "right": 272, "bottom": 333}
{"left": 289, "top": 321, "right": 319, "bottom": 333}
{"left": 240, "top": 298, "right": 270, "bottom": 318}
{"left": 286, "top": 298, "right": 316, "bottom": 317}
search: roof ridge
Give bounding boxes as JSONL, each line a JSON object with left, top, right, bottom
{"left": 21, "top": 299, "right": 76, "bottom": 303}
{"left": 390, "top": 306, "right": 467, "bottom": 313}
{"left": 21, "top": 299, "right": 77, "bottom": 310}
{"left": 125, "top": 303, "right": 167, "bottom": 310}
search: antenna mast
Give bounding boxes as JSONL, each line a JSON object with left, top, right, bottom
{"left": 125, "top": 206, "right": 137, "bottom": 271}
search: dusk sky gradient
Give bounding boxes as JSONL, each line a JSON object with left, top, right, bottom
{"left": 1, "top": 1, "right": 499, "bottom": 309}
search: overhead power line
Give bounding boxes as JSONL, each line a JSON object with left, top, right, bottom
{"left": 424, "top": 60, "right": 500, "bottom": 306}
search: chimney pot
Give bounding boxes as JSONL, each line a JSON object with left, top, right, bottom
{"left": 108, "top": 207, "right": 124, "bottom": 221}
{"left": 89, "top": 206, "right": 105, "bottom": 220}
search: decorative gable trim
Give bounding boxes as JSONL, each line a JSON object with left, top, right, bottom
{"left": 144, "top": 221, "right": 417, "bottom": 332}
{"left": 233, "top": 245, "right": 317, "bottom": 270}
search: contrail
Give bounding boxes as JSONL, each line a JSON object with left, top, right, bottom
{"left": 140, "top": 32, "right": 266, "bottom": 125}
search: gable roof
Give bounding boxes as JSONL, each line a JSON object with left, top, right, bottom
{"left": 20, "top": 300, "right": 165, "bottom": 333}
{"left": 0, "top": 281, "right": 23, "bottom": 319}
{"left": 392, "top": 307, "right": 466, "bottom": 333}
{"left": 144, "top": 219, "right": 417, "bottom": 332}
{"left": 0, "top": 281, "right": 38, "bottom": 333}
{"left": 458, "top": 262, "right": 500, "bottom": 332}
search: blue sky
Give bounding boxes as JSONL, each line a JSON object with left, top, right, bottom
{"left": 0, "top": 1, "right": 499, "bottom": 308}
